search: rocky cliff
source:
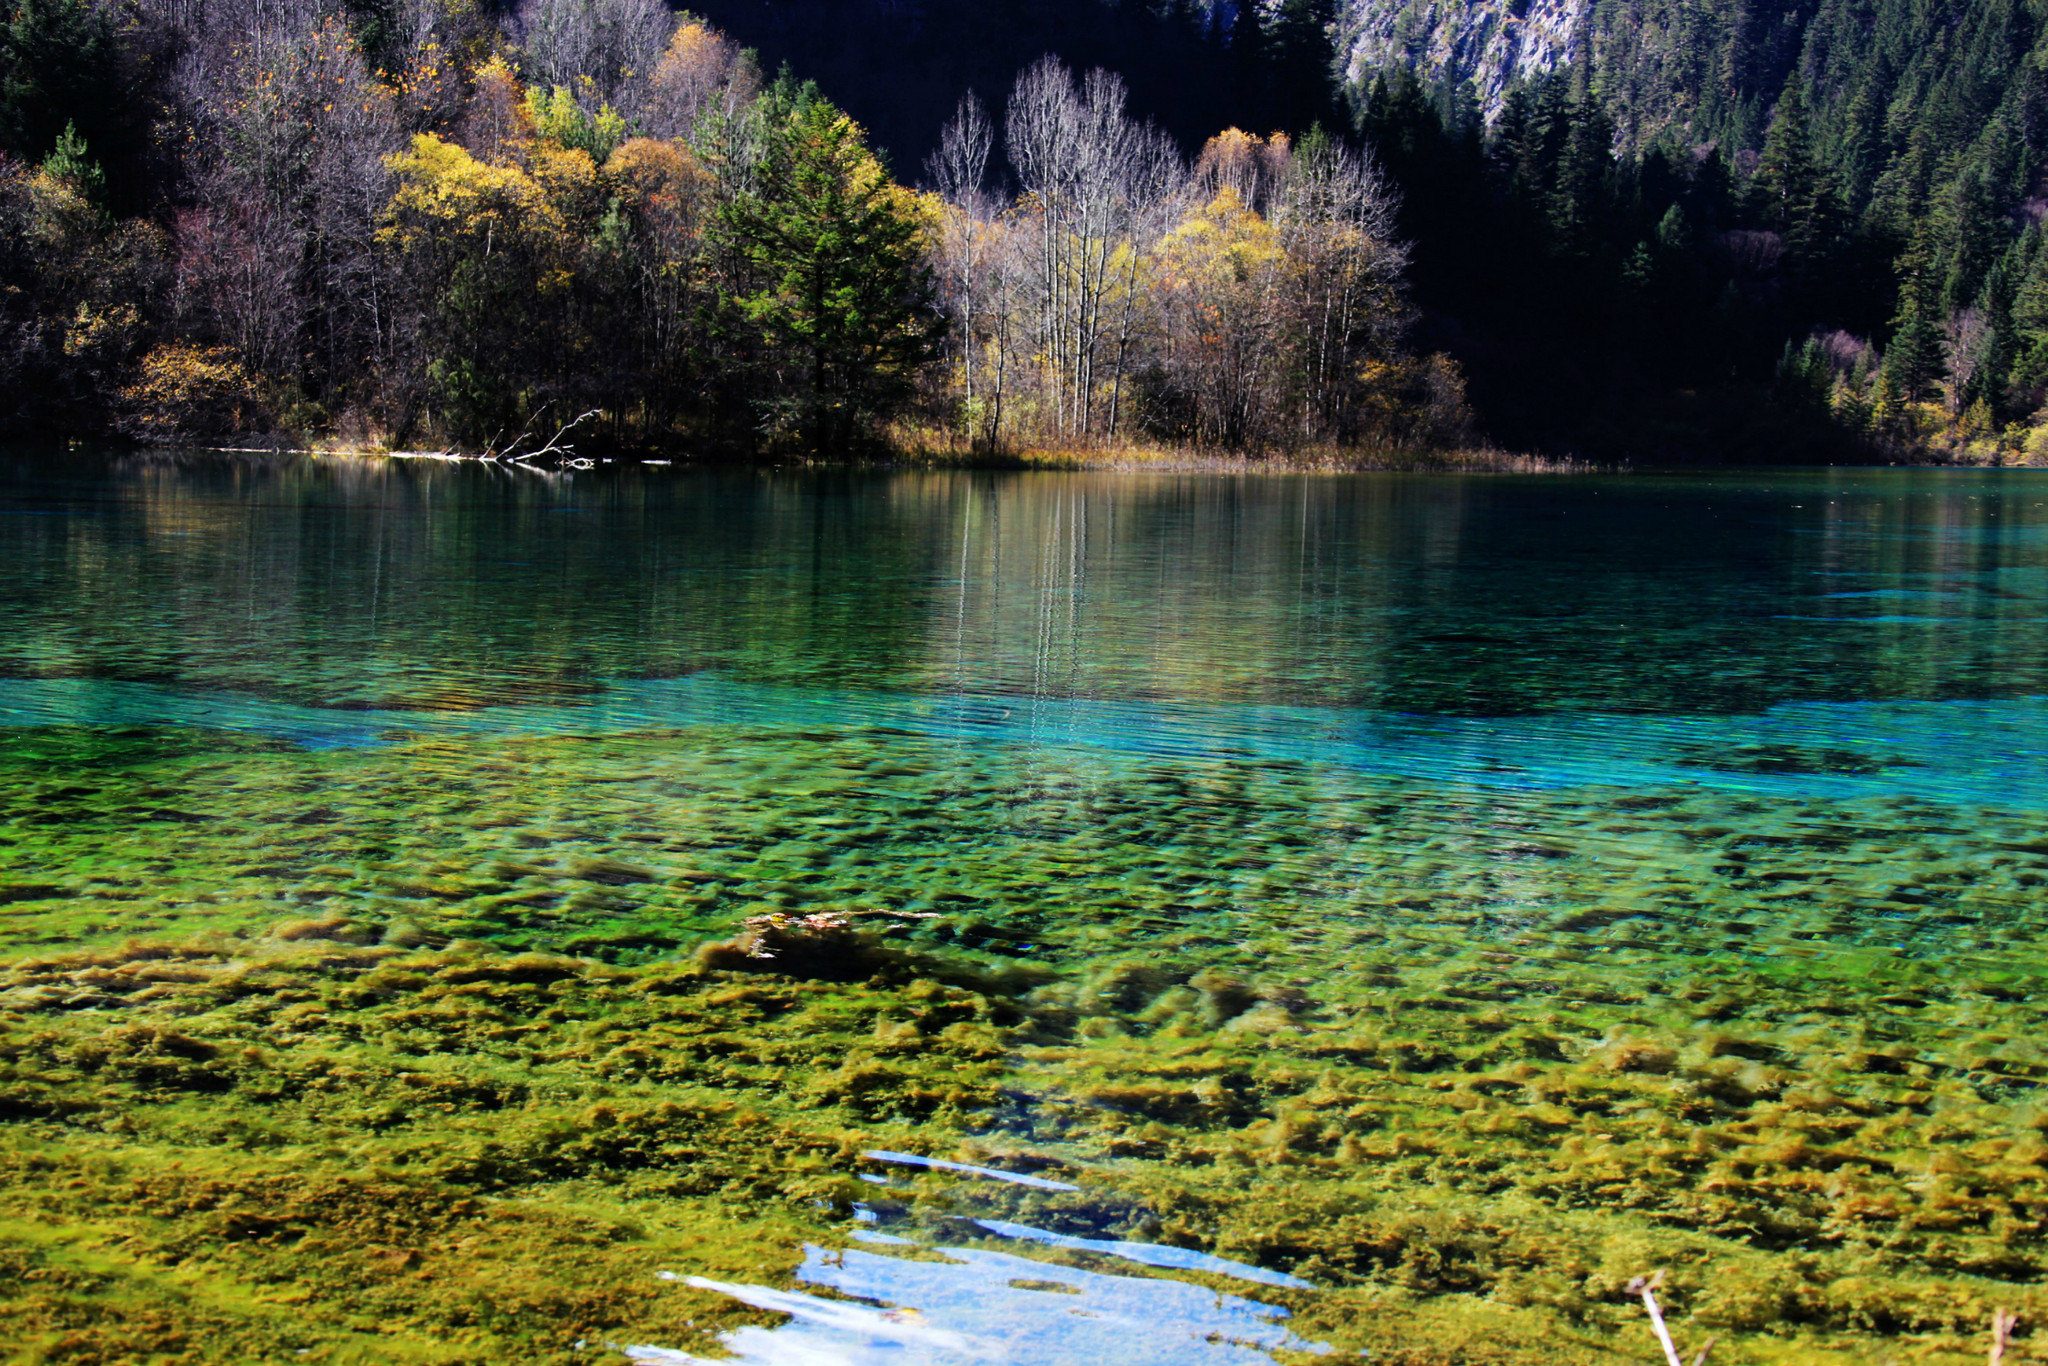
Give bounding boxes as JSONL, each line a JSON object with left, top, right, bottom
{"left": 1339, "top": 0, "right": 1590, "bottom": 119}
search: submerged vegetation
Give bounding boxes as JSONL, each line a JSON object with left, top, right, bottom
{"left": 1, "top": 461, "right": 2046, "bottom": 1359}
{"left": 4, "top": 715, "right": 2048, "bottom": 1362}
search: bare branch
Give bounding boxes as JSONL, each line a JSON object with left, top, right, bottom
{"left": 1991, "top": 1309, "right": 2019, "bottom": 1366}
{"left": 1625, "top": 1271, "right": 1685, "bottom": 1366}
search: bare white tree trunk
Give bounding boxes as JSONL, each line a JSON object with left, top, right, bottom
{"left": 927, "top": 95, "right": 995, "bottom": 437}
{"left": 1004, "top": 57, "right": 1179, "bottom": 444}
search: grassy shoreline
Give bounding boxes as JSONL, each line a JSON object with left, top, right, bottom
{"left": 163, "top": 431, "right": 2046, "bottom": 472}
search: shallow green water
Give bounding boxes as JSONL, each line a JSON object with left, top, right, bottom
{"left": 6, "top": 450, "right": 2048, "bottom": 1362}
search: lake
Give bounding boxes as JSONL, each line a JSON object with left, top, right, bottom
{"left": 3, "top": 450, "right": 2046, "bottom": 1363}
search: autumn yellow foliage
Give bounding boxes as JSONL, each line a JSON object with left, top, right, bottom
{"left": 119, "top": 343, "right": 266, "bottom": 438}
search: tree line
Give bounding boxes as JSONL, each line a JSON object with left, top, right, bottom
{"left": 0, "top": 0, "right": 1454, "bottom": 458}
{"left": 1, "top": 0, "right": 943, "bottom": 453}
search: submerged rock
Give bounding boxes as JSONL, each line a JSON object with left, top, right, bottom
{"left": 695, "top": 912, "right": 881, "bottom": 981}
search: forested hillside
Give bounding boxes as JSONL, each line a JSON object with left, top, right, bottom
{"left": 615, "top": 0, "right": 2048, "bottom": 461}
{"left": 0, "top": 0, "right": 945, "bottom": 453}
{"left": 1346, "top": 0, "right": 2048, "bottom": 459}
{"left": 5, "top": 0, "right": 2044, "bottom": 463}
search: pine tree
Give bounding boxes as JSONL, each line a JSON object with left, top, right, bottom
{"left": 1884, "top": 224, "right": 1947, "bottom": 403}
{"left": 1268, "top": 0, "right": 1337, "bottom": 135}
{"left": 1974, "top": 247, "right": 2019, "bottom": 417}
{"left": 718, "top": 85, "right": 943, "bottom": 449}
{"left": 1938, "top": 167, "right": 2004, "bottom": 315}
{"left": 40, "top": 120, "right": 103, "bottom": 211}
{"left": 2007, "top": 225, "right": 2048, "bottom": 406}
{"left": 0, "top": 0, "right": 111, "bottom": 158}
{"left": 1752, "top": 76, "right": 1827, "bottom": 271}
{"left": 0, "top": 0, "right": 145, "bottom": 211}
{"left": 1552, "top": 43, "right": 1613, "bottom": 258}
{"left": 1233, "top": 0, "right": 1270, "bottom": 129}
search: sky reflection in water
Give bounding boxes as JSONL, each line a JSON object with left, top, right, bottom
{"left": 629, "top": 1224, "right": 1326, "bottom": 1366}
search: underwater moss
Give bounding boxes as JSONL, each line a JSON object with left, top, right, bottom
{"left": 3, "top": 720, "right": 2048, "bottom": 1362}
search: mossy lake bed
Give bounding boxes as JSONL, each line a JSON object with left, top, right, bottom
{"left": 3, "top": 453, "right": 2048, "bottom": 1364}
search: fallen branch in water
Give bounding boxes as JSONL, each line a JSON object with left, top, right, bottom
{"left": 1991, "top": 1309, "right": 2018, "bottom": 1366}
{"left": 479, "top": 406, "right": 604, "bottom": 464}
{"left": 517, "top": 408, "right": 602, "bottom": 465}
{"left": 1626, "top": 1271, "right": 1714, "bottom": 1366}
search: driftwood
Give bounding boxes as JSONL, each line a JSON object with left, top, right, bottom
{"left": 1626, "top": 1272, "right": 1714, "bottom": 1366}
{"left": 1991, "top": 1309, "right": 2019, "bottom": 1366}
{"left": 479, "top": 406, "right": 604, "bottom": 465}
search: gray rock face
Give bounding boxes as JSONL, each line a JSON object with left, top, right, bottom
{"left": 1339, "top": 0, "right": 1590, "bottom": 120}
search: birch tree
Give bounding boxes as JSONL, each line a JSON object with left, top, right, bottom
{"left": 510, "top": 0, "right": 672, "bottom": 123}
{"left": 1004, "top": 57, "right": 1179, "bottom": 440}
{"left": 1270, "top": 128, "right": 1407, "bottom": 442}
{"left": 178, "top": 15, "right": 402, "bottom": 406}
{"left": 925, "top": 93, "right": 995, "bottom": 440}
{"left": 642, "top": 19, "right": 756, "bottom": 140}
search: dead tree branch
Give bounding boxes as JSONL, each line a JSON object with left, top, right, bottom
{"left": 1627, "top": 1271, "right": 1712, "bottom": 1366}
{"left": 1991, "top": 1309, "right": 2019, "bottom": 1366}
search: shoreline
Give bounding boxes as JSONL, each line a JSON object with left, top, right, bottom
{"left": 148, "top": 437, "right": 1606, "bottom": 474}
{"left": 75, "top": 434, "right": 2046, "bottom": 474}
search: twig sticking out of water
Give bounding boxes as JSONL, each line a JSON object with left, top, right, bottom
{"left": 1991, "top": 1309, "right": 2019, "bottom": 1366}
{"left": 518, "top": 409, "right": 602, "bottom": 466}
{"left": 479, "top": 406, "right": 603, "bottom": 466}
{"left": 1626, "top": 1271, "right": 1714, "bottom": 1366}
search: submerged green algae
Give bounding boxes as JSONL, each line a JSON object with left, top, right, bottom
{"left": 0, "top": 923, "right": 2034, "bottom": 1366}
{"left": 3, "top": 719, "right": 2048, "bottom": 1362}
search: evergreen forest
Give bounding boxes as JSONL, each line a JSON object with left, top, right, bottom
{"left": 3, "top": 0, "right": 2046, "bottom": 463}
{"left": 1348, "top": 0, "right": 2048, "bottom": 461}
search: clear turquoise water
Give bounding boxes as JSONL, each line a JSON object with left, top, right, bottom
{"left": 8, "top": 450, "right": 2048, "bottom": 1358}
{"left": 6, "top": 453, "right": 2048, "bottom": 835}
{"left": 6, "top": 452, "right": 2047, "bottom": 720}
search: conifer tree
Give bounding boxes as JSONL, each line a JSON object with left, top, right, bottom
{"left": 0, "top": 0, "right": 111, "bottom": 158}
{"left": 1232, "top": 0, "right": 1270, "bottom": 129}
{"left": 0, "top": 0, "right": 146, "bottom": 210}
{"left": 2007, "top": 226, "right": 2048, "bottom": 406}
{"left": 1268, "top": 0, "right": 1337, "bottom": 135}
{"left": 1552, "top": 44, "right": 1613, "bottom": 258}
{"left": 718, "top": 83, "right": 942, "bottom": 449}
{"left": 1938, "top": 168, "right": 2004, "bottom": 316}
{"left": 40, "top": 120, "right": 103, "bottom": 211}
{"left": 1885, "top": 225, "right": 1947, "bottom": 404}
{"left": 1973, "top": 247, "right": 2019, "bottom": 416}
{"left": 1752, "top": 76, "right": 1829, "bottom": 274}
